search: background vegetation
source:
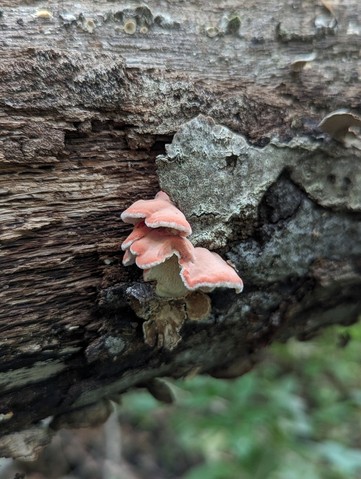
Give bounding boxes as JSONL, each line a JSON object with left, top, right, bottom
{"left": 119, "top": 322, "right": 361, "bottom": 479}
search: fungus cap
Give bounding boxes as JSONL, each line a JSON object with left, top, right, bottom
{"left": 129, "top": 229, "right": 195, "bottom": 269}
{"left": 121, "top": 191, "right": 192, "bottom": 236}
{"left": 185, "top": 291, "right": 212, "bottom": 320}
{"left": 290, "top": 52, "right": 317, "bottom": 72}
{"left": 122, "top": 248, "right": 136, "bottom": 266}
{"left": 318, "top": 109, "right": 361, "bottom": 140}
{"left": 121, "top": 221, "right": 152, "bottom": 251}
{"left": 180, "top": 247, "right": 243, "bottom": 293}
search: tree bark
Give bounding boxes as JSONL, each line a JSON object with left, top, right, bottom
{"left": 0, "top": 0, "right": 360, "bottom": 458}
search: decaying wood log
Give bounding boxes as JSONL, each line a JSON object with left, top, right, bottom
{"left": 1, "top": 0, "right": 361, "bottom": 459}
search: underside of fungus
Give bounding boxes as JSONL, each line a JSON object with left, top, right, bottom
{"left": 121, "top": 191, "right": 243, "bottom": 349}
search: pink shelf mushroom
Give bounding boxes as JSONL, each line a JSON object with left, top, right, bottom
{"left": 129, "top": 229, "right": 195, "bottom": 269}
{"left": 120, "top": 191, "right": 243, "bottom": 298}
{"left": 122, "top": 248, "right": 136, "bottom": 267}
{"left": 121, "top": 191, "right": 192, "bottom": 237}
{"left": 121, "top": 221, "right": 153, "bottom": 251}
{"left": 179, "top": 247, "right": 243, "bottom": 293}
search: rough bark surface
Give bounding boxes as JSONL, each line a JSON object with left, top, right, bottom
{"left": 0, "top": 0, "right": 360, "bottom": 457}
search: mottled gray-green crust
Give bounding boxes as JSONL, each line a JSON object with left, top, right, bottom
{"left": 157, "top": 115, "right": 360, "bottom": 248}
{"left": 156, "top": 115, "right": 361, "bottom": 354}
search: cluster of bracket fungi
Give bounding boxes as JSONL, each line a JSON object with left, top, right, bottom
{"left": 121, "top": 191, "right": 243, "bottom": 350}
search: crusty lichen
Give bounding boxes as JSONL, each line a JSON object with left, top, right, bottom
{"left": 157, "top": 115, "right": 290, "bottom": 247}
{"left": 230, "top": 179, "right": 361, "bottom": 285}
{"left": 156, "top": 115, "right": 361, "bottom": 248}
{"left": 112, "top": 5, "right": 179, "bottom": 33}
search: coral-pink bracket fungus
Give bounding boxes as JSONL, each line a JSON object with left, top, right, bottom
{"left": 121, "top": 191, "right": 243, "bottom": 298}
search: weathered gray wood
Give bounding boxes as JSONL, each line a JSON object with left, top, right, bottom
{"left": 0, "top": 0, "right": 360, "bottom": 456}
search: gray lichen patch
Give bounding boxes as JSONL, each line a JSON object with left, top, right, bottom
{"left": 289, "top": 151, "right": 360, "bottom": 212}
{"left": 157, "top": 115, "right": 289, "bottom": 247}
{"left": 229, "top": 186, "right": 361, "bottom": 286}
{"left": 157, "top": 115, "right": 361, "bottom": 248}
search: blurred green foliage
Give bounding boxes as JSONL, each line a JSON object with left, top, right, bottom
{"left": 120, "top": 322, "right": 361, "bottom": 479}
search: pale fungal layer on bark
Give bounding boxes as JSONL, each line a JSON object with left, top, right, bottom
{"left": 156, "top": 115, "right": 361, "bottom": 246}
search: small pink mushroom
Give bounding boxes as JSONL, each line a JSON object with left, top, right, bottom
{"left": 120, "top": 191, "right": 244, "bottom": 298}
{"left": 122, "top": 248, "right": 136, "bottom": 266}
{"left": 180, "top": 247, "right": 243, "bottom": 293}
{"left": 121, "top": 191, "right": 192, "bottom": 236}
{"left": 121, "top": 221, "right": 152, "bottom": 251}
{"left": 129, "top": 229, "right": 195, "bottom": 269}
